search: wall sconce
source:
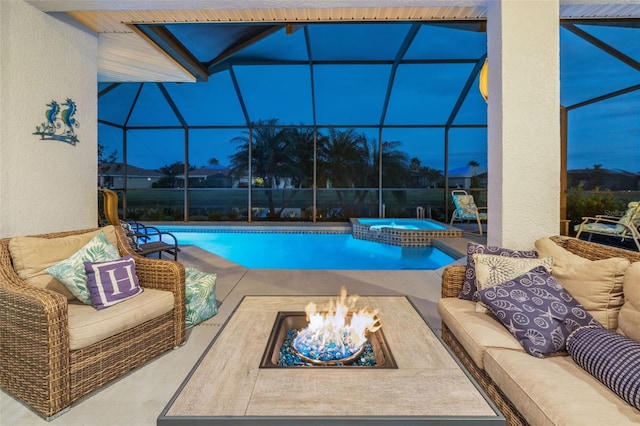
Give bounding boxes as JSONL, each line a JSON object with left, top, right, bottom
{"left": 479, "top": 59, "right": 488, "bottom": 103}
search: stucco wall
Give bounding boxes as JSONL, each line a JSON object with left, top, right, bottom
{"left": 0, "top": 0, "right": 98, "bottom": 237}
{"left": 486, "top": 0, "right": 560, "bottom": 250}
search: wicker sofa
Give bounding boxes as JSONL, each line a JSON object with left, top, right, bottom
{"left": 0, "top": 226, "right": 185, "bottom": 419}
{"left": 439, "top": 236, "right": 640, "bottom": 425}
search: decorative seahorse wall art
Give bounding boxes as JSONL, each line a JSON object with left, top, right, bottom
{"left": 33, "top": 98, "right": 80, "bottom": 145}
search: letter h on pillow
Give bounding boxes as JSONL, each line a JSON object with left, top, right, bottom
{"left": 84, "top": 255, "right": 143, "bottom": 310}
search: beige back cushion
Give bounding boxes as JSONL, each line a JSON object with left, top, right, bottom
{"left": 9, "top": 226, "right": 119, "bottom": 300}
{"left": 617, "top": 262, "right": 640, "bottom": 342}
{"left": 535, "top": 237, "right": 629, "bottom": 330}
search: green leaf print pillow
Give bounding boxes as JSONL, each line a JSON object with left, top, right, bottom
{"left": 45, "top": 231, "right": 121, "bottom": 305}
{"left": 185, "top": 267, "right": 218, "bottom": 328}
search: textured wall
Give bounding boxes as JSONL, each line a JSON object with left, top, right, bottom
{"left": 0, "top": 0, "right": 98, "bottom": 237}
{"left": 486, "top": 0, "right": 560, "bottom": 250}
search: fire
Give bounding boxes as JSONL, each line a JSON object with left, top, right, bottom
{"left": 293, "top": 287, "right": 381, "bottom": 363}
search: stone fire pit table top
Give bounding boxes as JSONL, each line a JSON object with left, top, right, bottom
{"left": 159, "top": 295, "right": 505, "bottom": 425}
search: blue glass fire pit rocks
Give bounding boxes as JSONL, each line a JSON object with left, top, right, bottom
{"left": 278, "top": 329, "right": 377, "bottom": 367}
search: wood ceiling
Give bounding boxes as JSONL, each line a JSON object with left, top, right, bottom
{"left": 26, "top": 2, "right": 640, "bottom": 82}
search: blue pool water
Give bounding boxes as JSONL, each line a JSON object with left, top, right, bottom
{"left": 357, "top": 218, "right": 446, "bottom": 230}
{"left": 159, "top": 227, "right": 456, "bottom": 270}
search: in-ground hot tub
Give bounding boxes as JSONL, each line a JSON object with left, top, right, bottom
{"left": 351, "top": 218, "right": 463, "bottom": 247}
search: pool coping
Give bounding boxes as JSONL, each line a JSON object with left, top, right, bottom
{"left": 152, "top": 221, "right": 352, "bottom": 234}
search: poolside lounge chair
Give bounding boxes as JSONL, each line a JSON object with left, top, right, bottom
{"left": 449, "top": 190, "right": 487, "bottom": 236}
{"left": 574, "top": 201, "right": 640, "bottom": 251}
{"left": 99, "top": 189, "right": 180, "bottom": 260}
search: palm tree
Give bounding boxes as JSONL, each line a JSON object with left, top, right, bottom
{"left": 407, "top": 157, "right": 443, "bottom": 188}
{"left": 372, "top": 140, "right": 412, "bottom": 213}
{"left": 270, "top": 126, "right": 315, "bottom": 216}
{"left": 409, "top": 157, "right": 422, "bottom": 171}
{"left": 374, "top": 140, "right": 410, "bottom": 188}
{"left": 317, "top": 128, "right": 370, "bottom": 187}
{"left": 423, "top": 166, "right": 444, "bottom": 188}
{"left": 283, "top": 127, "right": 315, "bottom": 189}
{"left": 229, "top": 119, "right": 298, "bottom": 218}
{"left": 155, "top": 161, "right": 194, "bottom": 188}
{"left": 316, "top": 129, "right": 372, "bottom": 216}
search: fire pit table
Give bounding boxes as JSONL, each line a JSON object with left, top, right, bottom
{"left": 158, "top": 296, "right": 505, "bottom": 425}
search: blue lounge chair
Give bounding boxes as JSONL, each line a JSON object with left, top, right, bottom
{"left": 99, "top": 189, "right": 180, "bottom": 260}
{"left": 450, "top": 190, "right": 488, "bottom": 235}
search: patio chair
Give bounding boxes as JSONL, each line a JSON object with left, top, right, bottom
{"left": 574, "top": 201, "right": 640, "bottom": 251}
{"left": 0, "top": 226, "right": 185, "bottom": 418}
{"left": 99, "top": 189, "right": 180, "bottom": 260}
{"left": 449, "top": 190, "right": 488, "bottom": 235}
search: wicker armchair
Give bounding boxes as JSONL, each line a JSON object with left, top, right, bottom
{"left": 440, "top": 236, "right": 640, "bottom": 426}
{"left": 0, "top": 226, "right": 186, "bottom": 419}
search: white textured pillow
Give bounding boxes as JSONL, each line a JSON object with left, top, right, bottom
{"left": 535, "top": 237, "right": 629, "bottom": 329}
{"left": 472, "top": 253, "right": 554, "bottom": 313}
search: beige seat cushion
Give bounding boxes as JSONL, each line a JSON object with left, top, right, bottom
{"left": 535, "top": 237, "right": 629, "bottom": 329}
{"left": 617, "top": 261, "right": 640, "bottom": 342}
{"left": 68, "top": 288, "right": 174, "bottom": 350}
{"left": 484, "top": 347, "right": 640, "bottom": 426}
{"left": 437, "top": 298, "right": 524, "bottom": 368}
{"left": 9, "top": 226, "right": 119, "bottom": 300}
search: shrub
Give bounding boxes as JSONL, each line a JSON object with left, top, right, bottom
{"left": 566, "top": 184, "right": 625, "bottom": 236}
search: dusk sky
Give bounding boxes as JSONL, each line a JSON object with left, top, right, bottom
{"left": 98, "top": 22, "right": 639, "bottom": 174}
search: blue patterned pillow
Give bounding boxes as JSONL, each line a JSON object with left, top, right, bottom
{"left": 568, "top": 327, "right": 640, "bottom": 410}
{"left": 459, "top": 241, "right": 538, "bottom": 300}
{"left": 474, "top": 266, "right": 602, "bottom": 358}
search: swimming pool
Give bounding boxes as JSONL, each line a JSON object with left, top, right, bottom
{"left": 159, "top": 226, "right": 457, "bottom": 270}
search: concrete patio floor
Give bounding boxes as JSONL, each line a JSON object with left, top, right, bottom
{"left": 0, "top": 231, "right": 484, "bottom": 426}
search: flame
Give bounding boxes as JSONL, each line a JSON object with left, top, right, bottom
{"left": 301, "top": 287, "right": 380, "bottom": 352}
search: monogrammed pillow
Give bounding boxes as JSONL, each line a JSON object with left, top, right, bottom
{"left": 84, "top": 255, "right": 142, "bottom": 310}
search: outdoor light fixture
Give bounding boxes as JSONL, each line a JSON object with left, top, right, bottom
{"left": 479, "top": 58, "right": 488, "bottom": 103}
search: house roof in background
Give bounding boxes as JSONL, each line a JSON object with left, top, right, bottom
{"left": 98, "top": 162, "right": 162, "bottom": 177}
{"left": 448, "top": 165, "right": 487, "bottom": 178}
